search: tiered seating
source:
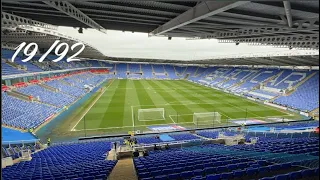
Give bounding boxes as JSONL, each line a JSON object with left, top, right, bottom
{"left": 2, "top": 92, "right": 59, "bottom": 129}
{"left": 134, "top": 142, "right": 317, "bottom": 180}
{"left": 2, "top": 142, "right": 41, "bottom": 160}
{"left": 168, "top": 133, "right": 200, "bottom": 141}
{"left": 164, "top": 65, "right": 178, "bottom": 79}
{"left": 221, "top": 70, "right": 252, "bottom": 89}
{"left": 153, "top": 65, "right": 165, "bottom": 73}
{"left": 250, "top": 69, "right": 280, "bottom": 83}
{"left": 129, "top": 64, "right": 141, "bottom": 72}
{"left": 63, "top": 73, "right": 107, "bottom": 88}
{"left": 2, "top": 141, "right": 117, "bottom": 180}
{"left": 1, "top": 60, "right": 25, "bottom": 75}
{"left": 196, "top": 130, "right": 220, "bottom": 139}
{"left": 16, "top": 85, "right": 76, "bottom": 107}
{"left": 115, "top": 63, "right": 127, "bottom": 78}
{"left": 183, "top": 66, "right": 198, "bottom": 77}
{"left": 136, "top": 135, "right": 163, "bottom": 144}
{"left": 175, "top": 66, "right": 187, "bottom": 75}
{"left": 45, "top": 80, "right": 86, "bottom": 97}
{"left": 141, "top": 64, "right": 153, "bottom": 79}
{"left": 266, "top": 70, "right": 312, "bottom": 90}
{"left": 134, "top": 121, "right": 319, "bottom": 180}
{"left": 2, "top": 127, "right": 41, "bottom": 159}
{"left": 13, "top": 58, "right": 44, "bottom": 73}
{"left": 87, "top": 60, "right": 102, "bottom": 67}
{"left": 136, "top": 133, "right": 201, "bottom": 144}
{"left": 246, "top": 89, "right": 278, "bottom": 100}
{"left": 274, "top": 72, "right": 319, "bottom": 111}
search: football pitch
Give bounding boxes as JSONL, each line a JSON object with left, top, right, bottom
{"left": 72, "top": 79, "right": 300, "bottom": 133}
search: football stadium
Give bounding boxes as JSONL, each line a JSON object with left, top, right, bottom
{"left": 1, "top": 1, "right": 319, "bottom": 180}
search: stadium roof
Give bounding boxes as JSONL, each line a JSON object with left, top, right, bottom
{"left": 1, "top": 0, "right": 319, "bottom": 65}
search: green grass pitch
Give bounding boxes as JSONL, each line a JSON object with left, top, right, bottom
{"left": 73, "top": 79, "right": 298, "bottom": 132}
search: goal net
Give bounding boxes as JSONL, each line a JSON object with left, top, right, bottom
{"left": 193, "top": 112, "right": 221, "bottom": 125}
{"left": 138, "top": 108, "right": 165, "bottom": 121}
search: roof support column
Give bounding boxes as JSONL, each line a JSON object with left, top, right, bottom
{"left": 283, "top": 1, "right": 293, "bottom": 28}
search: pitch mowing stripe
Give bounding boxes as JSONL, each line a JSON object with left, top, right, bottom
{"left": 165, "top": 80, "right": 240, "bottom": 120}
{"left": 100, "top": 80, "right": 127, "bottom": 128}
{"left": 178, "top": 80, "right": 287, "bottom": 117}
{"left": 146, "top": 80, "right": 199, "bottom": 123}
{"left": 73, "top": 80, "right": 116, "bottom": 130}
{"left": 182, "top": 80, "right": 288, "bottom": 115}
{"left": 174, "top": 80, "right": 263, "bottom": 118}
{"left": 159, "top": 81, "right": 234, "bottom": 120}
{"left": 138, "top": 80, "right": 177, "bottom": 125}
{"left": 75, "top": 80, "right": 119, "bottom": 130}
{"left": 124, "top": 80, "right": 141, "bottom": 127}
{"left": 132, "top": 80, "right": 162, "bottom": 126}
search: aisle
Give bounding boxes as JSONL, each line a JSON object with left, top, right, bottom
{"left": 108, "top": 158, "right": 137, "bottom": 180}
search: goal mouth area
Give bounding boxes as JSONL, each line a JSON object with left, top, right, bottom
{"left": 193, "top": 112, "right": 221, "bottom": 125}
{"left": 137, "top": 108, "right": 165, "bottom": 122}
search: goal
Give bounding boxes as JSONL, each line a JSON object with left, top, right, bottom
{"left": 138, "top": 108, "right": 165, "bottom": 121}
{"left": 193, "top": 112, "right": 221, "bottom": 125}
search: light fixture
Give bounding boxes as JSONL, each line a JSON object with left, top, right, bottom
{"left": 78, "top": 27, "right": 83, "bottom": 34}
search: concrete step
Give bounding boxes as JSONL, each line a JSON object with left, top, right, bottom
{"left": 108, "top": 158, "right": 137, "bottom": 180}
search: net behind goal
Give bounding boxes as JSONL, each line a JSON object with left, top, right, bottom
{"left": 193, "top": 112, "right": 221, "bottom": 125}
{"left": 138, "top": 108, "right": 165, "bottom": 121}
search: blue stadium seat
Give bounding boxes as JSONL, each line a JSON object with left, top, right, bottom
{"left": 289, "top": 171, "right": 302, "bottom": 179}
{"left": 154, "top": 175, "right": 167, "bottom": 180}
{"left": 167, "top": 173, "right": 180, "bottom": 180}
{"left": 206, "top": 174, "right": 220, "bottom": 180}
{"left": 275, "top": 174, "right": 289, "bottom": 180}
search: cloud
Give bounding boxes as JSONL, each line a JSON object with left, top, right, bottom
{"left": 58, "top": 26, "right": 318, "bottom": 60}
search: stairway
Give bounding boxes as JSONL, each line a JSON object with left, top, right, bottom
{"left": 8, "top": 90, "right": 33, "bottom": 102}
{"left": 181, "top": 66, "right": 188, "bottom": 76}
{"left": 262, "top": 70, "right": 283, "bottom": 86}
{"left": 173, "top": 65, "right": 178, "bottom": 76}
{"left": 108, "top": 158, "right": 137, "bottom": 180}
{"left": 193, "top": 67, "right": 199, "bottom": 77}
{"left": 292, "top": 71, "right": 317, "bottom": 89}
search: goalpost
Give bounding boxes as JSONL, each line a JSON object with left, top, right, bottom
{"left": 138, "top": 108, "right": 165, "bottom": 121}
{"left": 193, "top": 112, "right": 221, "bottom": 126}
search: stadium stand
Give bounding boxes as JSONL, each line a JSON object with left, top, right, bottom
{"left": 16, "top": 85, "right": 76, "bottom": 107}
{"left": 141, "top": 64, "right": 153, "bottom": 79}
{"left": 274, "top": 72, "right": 319, "bottom": 112}
{"left": 132, "top": 121, "right": 319, "bottom": 180}
{"left": 2, "top": 141, "right": 117, "bottom": 180}
{"left": 3, "top": 59, "right": 316, "bottom": 112}
{"left": 134, "top": 142, "right": 318, "bottom": 180}
{"left": 2, "top": 71, "right": 109, "bottom": 130}
{"left": 1, "top": 59, "right": 26, "bottom": 75}
{"left": 2, "top": 92, "right": 59, "bottom": 130}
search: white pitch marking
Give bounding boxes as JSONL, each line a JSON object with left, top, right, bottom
{"left": 72, "top": 114, "right": 296, "bottom": 132}
{"left": 72, "top": 122, "right": 194, "bottom": 131}
{"left": 71, "top": 80, "right": 114, "bottom": 131}
{"left": 138, "top": 118, "right": 166, "bottom": 122}
{"left": 131, "top": 106, "right": 135, "bottom": 127}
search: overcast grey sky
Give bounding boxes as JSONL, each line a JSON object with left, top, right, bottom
{"left": 58, "top": 26, "right": 317, "bottom": 60}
